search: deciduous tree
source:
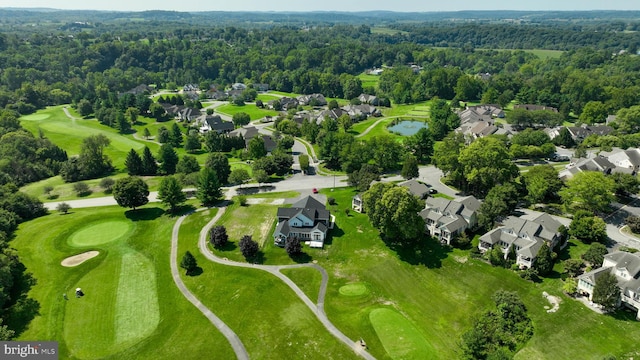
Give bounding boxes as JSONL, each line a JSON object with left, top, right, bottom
{"left": 593, "top": 272, "right": 621, "bottom": 312}
{"left": 209, "top": 225, "right": 228, "bottom": 248}
{"left": 112, "top": 176, "right": 149, "bottom": 210}
{"left": 582, "top": 242, "right": 608, "bottom": 267}
{"left": 459, "top": 136, "right": 518, "bottom": 197}
{"left": 205, "top": 152, "right": 231, "bottom": 184}
{"left": 239, "top": 235, "right": 259, "bottom": 260}
{"left": 401, "top": 154, "right": 419, "bottom": 180}
{"left": 559, "top": 171, "right": 615, "bottom": 213}
{"left": 285, "top": 236, "right": 302, "bottom": 257}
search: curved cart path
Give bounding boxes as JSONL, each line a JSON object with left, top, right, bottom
{"left": 173, "top": 204, "right": 375, "bottom": 359}
{"left": 171, "top": 209, "right": 249, "bottom": 360}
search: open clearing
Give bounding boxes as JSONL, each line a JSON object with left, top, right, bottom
{"left": 369, "top": 308, "right": 436, "bottom": 359}
{"left": 13, "top": 206, "right": 233, "bottom": 359}
{"left": 68, "top": 220, "right": 133, "bottom": 247}
{"left": 61, "top": 251, "right": 100, "bottom": 267}
{"left": 339, "top": 283, "right": 369, "bottom": 297}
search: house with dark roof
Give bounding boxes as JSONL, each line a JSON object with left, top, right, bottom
{"left": 478, "top": 213, "right": 563, "bottom": 268}
{"left": 398, "top": 179, "right": 430, "bottom": 199}
{"left": 420, "top": 196, "right": 481, "bottom": 245}
{"left": 229, "top": 125, "right": 277, "bottom": 153}
{"left": 273, "top": 196, "right": 333, "bottom": 248}
{"left": 578, "top": 251, "right": 640, "bottom": 318}
{"left": 196, "top": 115, "right": 234, "bottom": 134}
{"left": 567, "top": 125, "right": 614, "bottom": 142}
{"left": 297, "top": 93, "right": 327, "bottom": 106}
{"left": 268, "top": 97, "right": 299, "bottom": 111}
{"left": 559, "top": 156, "right": 634, "bottom": 180}
{"left": 358, "top": 94, "right": 379, "bottom": 105}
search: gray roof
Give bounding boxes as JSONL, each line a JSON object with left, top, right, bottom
{"left": 399, "top": 180, "right": 429, "bottom": 198}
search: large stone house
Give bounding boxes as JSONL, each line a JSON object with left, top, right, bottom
{"left": 419, "top": 196, "right": 481, "bottom": 245}
{"left": 273, "top": 196, "right": 333, "bottom": 248}
{"left": 578, "top": 251, "right": 640, "bottom": 319}
{"left": 478, "top": 213, "right": 563, "bottom": 268}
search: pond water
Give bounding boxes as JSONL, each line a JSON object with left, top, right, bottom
{"left": 388, "top": 120, "right": 429, "bottom": 136}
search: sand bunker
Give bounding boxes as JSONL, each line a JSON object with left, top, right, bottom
{"left": 61, "top": 251, "right": 100, "bottom": 267}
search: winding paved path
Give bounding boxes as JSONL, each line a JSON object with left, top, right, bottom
{"left": 171, "top": 209, "right": 250, "bottom": 360}
{"left": 171, "top": 204, "right": 376, "bottom": 359}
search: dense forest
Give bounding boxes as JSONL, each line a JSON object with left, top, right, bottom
{"left": 1, "top": 9, "right": 640, "bottom": 339}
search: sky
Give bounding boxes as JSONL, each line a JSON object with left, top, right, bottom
{"left": 2, "top": 0, "right": 639, "bottom": 12}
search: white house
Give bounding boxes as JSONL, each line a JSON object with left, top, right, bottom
{"left": 578, "top": 251, "right": 640, "bottom": 319}
{"left": 478, "top": 213, "right": 563, "bottom": 268}
{"left": 419, "top": 196, "right": 481, "bottom": 245}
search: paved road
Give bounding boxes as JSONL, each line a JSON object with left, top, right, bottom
{"left": 195, "top": 205, "right": 375, "bottom": 359}
{"left": 170, "top": 210, "right": 249, "bottom": 360}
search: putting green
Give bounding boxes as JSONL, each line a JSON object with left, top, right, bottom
{"left": 369, "top": 308, "right": 436, "bottom": 359}
{"left": 21, "top": 113, "right": 50, "bottom": 121}
{"left": 64, "top": 251, "right": 159, "bottom": 358}
{"left": 339, "top": 283, "right": 368, "bottom": 296}
{"left": 68, "top": 220, "right": 133, "bottom": 247}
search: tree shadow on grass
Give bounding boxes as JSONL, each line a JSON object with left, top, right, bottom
{"left": 290, "top": 252, "right": 312, "bottom": 264}
{"left": 387, "top": 237, "right": 452, "bottom": 268}
{"left": 186, "top": 266, "right": 203, "bottom": 277}
{"left": 215, "top": 241, "right": 238, "bottom": 252}
{"left": 610, "top": 307, "right": 638, "bottom": 322}
{"left": 4, "top": 264, "right": 40, "bottom": 337}
{"left": 324, "top": 223, "right": 344, "bottom": 246}
{"left": 125, "top": 207, "right": 165, "bottom": 221}
{"left": 248, "top": 251, "right": 265, "bottom": 265}
{"left": 168, "top": 204, "right": 198, "bottom": 217}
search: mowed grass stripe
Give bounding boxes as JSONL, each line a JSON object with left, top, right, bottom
{"left": 369, "top": 308, "right": 436, "bottom": 359}
{"left": 64, "top": 252, "right": 121, "bottom": 358}
{"left": 114, "top": 251, "right": 160, "bottom": 345}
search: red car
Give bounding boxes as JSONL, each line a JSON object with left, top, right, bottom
{"left": 312, "top": 188, "right": 319, "bottom": 194}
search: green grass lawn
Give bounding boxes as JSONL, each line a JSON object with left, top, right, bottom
{"left": 21, "top": 106, "right": 151, "bottom": 171}
{"left": 256, "top": 94, "right": 280, "bottom": 102}
{"left": 215, "top": 103, "right": 278, "bottom": 121}
{"left": 358, "top": 73, "right": 381, "bottom": 89}
{"left": 369, "top": 308, "right": 436, "bottom": 359}
{"left": 12, "top": 205, "right": 234, "bottom": 359}
{"left": 382, "top": 100, "right": 433, "bottom": 118}
{"left": 178, "top": 210, "right": 358, "bottom": 359}
{"left": 20, "top": 174, "right": 164, "bottom": 203}
{"left": 317, "top": 188, "right": 640, "bottom": 359}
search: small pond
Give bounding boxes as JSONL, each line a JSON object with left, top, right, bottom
{"left": 388, "top": 120, "right": 429, "bottom": 136}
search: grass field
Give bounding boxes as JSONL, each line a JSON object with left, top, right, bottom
{"left": 215, "top": 103, "right": 278, "bottom": 121}
{"left": 12, "top": 205, "right": 234, "bottom": 359}
{"left": 369, "top": 308, "right": 436, "bottom": 359}
{"left": 178, "top": 210, "right": 358, "bottom": 359}
{"left": 358, "top": 73, "right": 381, "bottom": 89}
{"left": 317, "top": 188, "right": 640, "bottom": 359}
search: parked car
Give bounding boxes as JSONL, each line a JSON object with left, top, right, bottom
{"left": 429, "top": 188, "right": 438, "bottom": 194}
{"left": 312, "top": 188, "right": 319, "bottom": 194}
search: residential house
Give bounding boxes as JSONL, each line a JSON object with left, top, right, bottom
{"left": 122, "top": 84, "right": 154, "bottom": 96}
{"left": 232, "top": 83, "right": 247, "bottom": 91}
{"left": 177, "top": 107, "right": 201, "bottom": 123}
{"left": 478, "top": 72, "right": 492, "bottom": 81}
{"left": 352, "top": 193, "right": 364, "bottom": 213}
{"left": 253, "top": 83, "right": 269, "bottom": 92}
{"left": 478, "top": 213, "right": 563, "bottom": 268}
{"left": 607, "top": 148, "right": 640, "bottom": 172}
{"left": 466, "top": 104, "right": 505, "bottom": 118}
{"left": 606, "top": 115, "right": 617, "bottom": 125}
{"left": 183, "top": 84, "right": 199, "bottom": 92}
{"left": 268, "top": 97, "right": 299, "bottom": 111}
{"left": 196, "top": 115, "right": 234, "bottom": 134}
{"left": 559, "top": 156, "right": 633, "bottom": 180}
{"left": 514, "top": 104, "right": 558, "bottom": 113}
{"left": 369, "top": 68, "right": 384, "bottom": 76}
{"left": 566, "top": 124, "right": 614, "bottom": 142}
{"left": 398, "top": 179, "right": 430, "bottom": 199}
{"left": 297, "top": 93, "right": 327, "bottom": 106}
{"left": 419, "top": 196, "right": 481, "bottom": 245}
{"left": 578, "top": 251, "right": 640, "bottom": 319}
{"left": 358, "top": 94, "right": 378, "bottom": 105}
{"left": 229, "top": 126, "right": 277, "bottom": 152}
{"left": 273, "top": 196, "right": 333, "bottom": 248}
{"left": 343, "top": 104, "right": 382, "bottom": 118}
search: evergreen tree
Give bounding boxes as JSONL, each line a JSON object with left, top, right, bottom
{"left": 533, "top": 242, "right": 554, "bottom": 276}
{"left": 180, "top": 251, "right": 197, "bottom": 275}
{"left": 125, "top": 148, "right": 143, "bottom": 175}
{"left": 205, "top": 152, "right": 231, "bottom": 184}
{"left": 170, "top": 123, "right": 183, "bottom": 147}
{"left": 158, "top": 144, "right": 179, "bottom": 175}
{"left": 141, "top": 146, "right": 158, "bottom": 176}
{"left": 143, "top": 127, "right": 151, "bottom": 139}
{"left": 285, "top": 236, "right": 302, "bottom": 257}
{"left": 158, "top": 176, "right": 186, "bottom": 212}
{"left": 184, "top": 133, "right": 201, "bottom": 153}
{"left": 197, "top": 167, "right": 222, "bottom": 206}
{"left": 239, "top": 235, "right": 259, "bottom": 261}
{"left": 209, "top": 225, "right": 228, "bottom": 248}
